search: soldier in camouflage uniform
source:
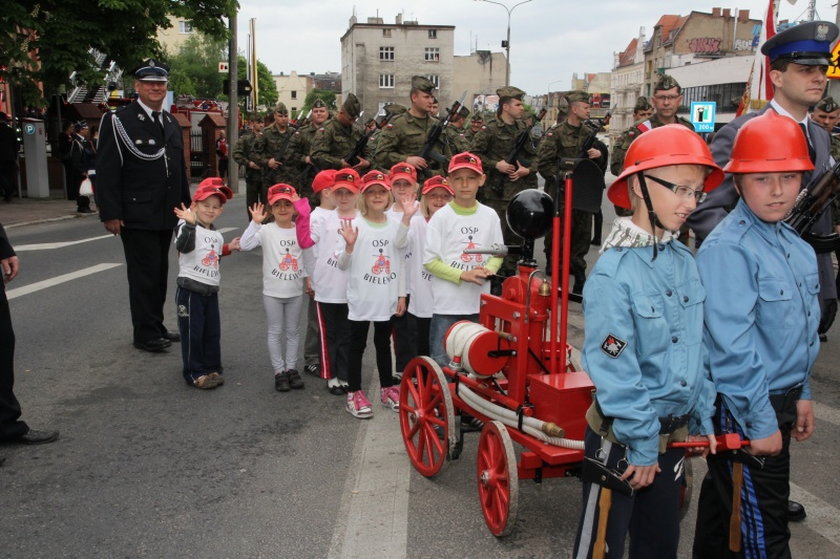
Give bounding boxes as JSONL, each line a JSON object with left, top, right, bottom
{"left": 368, "top": 103, "right": 407, "bottom": 159}
{"left": 471, "top": 86, "right": 538, "bottom": 275}
{"left": 374, "top": 76, "right": 450, "bottom": 177}
{"left": 463, "top": 112, "right": 483, "bottom": 146}
{"left": 610, "top": 76, "right": 693, "bottom": 178}
{"left": 310, "top": 93, "right": 370, "bottom": 173}
{"left": 810, "top": 96, "right": 840, "bottom": 297}
{"left": 632, "top": 96, "right": 654, "bottom": 123}
{"left": 254, "top": 102, "right": 296, "bottom": 190}
{"left": 537, "top": 90, "right": 608, "bottom": 293}
{"left": 443, "top": 105, "right": 471, "bottom": 155}
{"left": 232, "top": 118, "right": 265, "bottom": 220}
{"left": 288, "top": 98, "right": 331, "bottom": 200}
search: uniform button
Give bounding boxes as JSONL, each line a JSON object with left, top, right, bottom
{"left": 809, "top": 340, "right": 815, "bottom": 347}
{"left": 739, "top": 220, "right": 746, "bottom": 225}
{"left": 666, "top": 290, "right": 673, "bottom": 297}
{"left": 780, "top": 290, "right": 784, "bottom": 296}
{"left": 746, "top": 422, "right": 753, "bottom": 428}
{"left": 680, "top": 380, "right": 687, "bottom": 387}
{"left": 786, "top": 253, "right": 791, "bottom": 259}
{"left": 671, "top": 336, "right": 678, "bottom": 343}
{"left": 807, "top": 311, "right": 811, "bottom": 317}
{"left": 683, "top": 296, "right": 689, "bottom": 303}
{"left": 616, "top": 247, "right": 622, "bottom": 252}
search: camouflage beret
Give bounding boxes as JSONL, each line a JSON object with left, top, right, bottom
{"left": 654, "top": 74, "right": 680, "bottom": 92}
{"left": 274, "top": 102, "right": 288, "bottom": 115}
{"left": 384, "top": 103, "right": 407, "bottom": 116}
{"left": 634, "top": 96, "right": 652, "bottom": 111}
{"left": 312, "top": 99, "right": 327, "bottom": 108}
{"left": 496, "top": 86, "right": 526, "bottom": 100}
{"left": 342, "top": 93, "right": 361, "bottom": 119}
{"left": 411, "top": 75, "right": 436, "bottom": 94}
{"left": 816, "top": 96, "right": 840, "bottom": 113}
{"left": 457, "top": 105, "right": 470, "bottom": 119}
{"left": 565, "top": 90, "right": 591, "bottom": 104}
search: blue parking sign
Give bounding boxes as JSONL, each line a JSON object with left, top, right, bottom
{"left": 691, "top": 102, "right": 716, "bottom": 133}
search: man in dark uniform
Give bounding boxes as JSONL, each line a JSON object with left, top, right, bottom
{"left": 471, "top": 86, "right": 538, "bottom": 275}
{"left": 0, "top": 222, "right": 59, "bottom": 446}
{"left": 95, "top": 59, "right": 191, "bottom": 352}
{"left": 537, "top": 90, "right": 607, "bottom": 293}
{"left": 232, "top": 118, "right": 264, "bottom": 220}
{"left": 288, "top": 99, "right": 331, "bottom": 199}
{"left": 610, "top": 76, "right": 694, "bottom": 178}
{"left": 0, "top": 113, "right": 19, "bottom": 203}
{"left": 374, "top": 76, "right": 449, "bottom": 176}
{"left": 310, "top": 94, "right": 369, "bottom": 173}
{"left": 68, "top": 121, "right": 94, "bottom": 213}
{"left": 688, "top": 20, "right": 840, "bottom": 527}
{"left": 255, "top": 102, "right": 296, "bottom": 191}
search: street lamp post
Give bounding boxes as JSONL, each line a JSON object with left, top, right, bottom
{"left": 475, "top": 0, "right": 533, "bottom": 86}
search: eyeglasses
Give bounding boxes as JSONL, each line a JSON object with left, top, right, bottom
{"left": 643, "top": 174, "right": 707, "bottom": 203}
{"left": 653, "top": 94, "right": 680, "bottom": 102}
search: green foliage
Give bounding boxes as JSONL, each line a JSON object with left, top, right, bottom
{"left": 303, "top": 89, "right": 337, "bottom": 113}
{"left": 0, "top": 0, "right": 237, "bottom": 104}
{"left": 236, "top": 56, "right": 278, "bottom": 108}
{"left": 165, "top": 35, "right": 226, "bottom": 99}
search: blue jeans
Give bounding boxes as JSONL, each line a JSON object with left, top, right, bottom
{"left": 429, "top": 313, "right": 479, "bottom": 367}
{"left": 176, "top": 286, "right": 221, "bottom": 383}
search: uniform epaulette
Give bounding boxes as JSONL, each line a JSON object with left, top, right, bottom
{"left": 593, "top": 246, "right": 630, "bottom": 276}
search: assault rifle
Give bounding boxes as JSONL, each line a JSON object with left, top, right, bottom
{"left": 417, "top": 91, "right": 467, "bottom": 177}
{"left": 785, "top": 159, "right": 840, "bottom": 253}
{"left": 489, "top": 108, "right": 547, "bottom": 195}
{"left": 344, "top": 111, "right": 396, "bottom": 167}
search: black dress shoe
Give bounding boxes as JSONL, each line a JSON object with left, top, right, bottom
{"left": 2, "top": 429, "right": 60, "bottom": 445}
{"left": 788, "top": 500, "right": 806, "bottom": 522}
{"left": 161, "top": 330, "right": 181, "bottom": 342}
{"left": 134, "top": 338, "right": 171, "bottom": 352}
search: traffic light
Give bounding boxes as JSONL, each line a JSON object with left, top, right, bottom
{"left": 222, "top": 79, "right": 253, "bottom": 96}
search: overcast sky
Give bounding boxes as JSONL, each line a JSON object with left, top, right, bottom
{"left": 236, "top": 0, "right": 837, "bottom": 95}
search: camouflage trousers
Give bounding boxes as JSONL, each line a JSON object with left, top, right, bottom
{"left": 544, "top": 208, "right": 592, "bottom": 277}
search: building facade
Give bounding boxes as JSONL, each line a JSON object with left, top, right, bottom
{"left": 340, "top": 14, "right": 455, "bottom": 117}
{"left": 452, "top": 50, "right": 507, "bottom": 115}
{"left": 272, "top": 71, "right": 314, "bottom": 117}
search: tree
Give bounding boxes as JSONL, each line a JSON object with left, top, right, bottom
{"left": 236, "top": 56, "right": 277, "bottom": 109}
{"left": 303, "top": 89, "right": 337, "bottom": 113}
{"left": 166, "top": 35, "right": 227, "bottom": 99}
{"left": 0, "top": 0, "right": 237, "bottom": 104}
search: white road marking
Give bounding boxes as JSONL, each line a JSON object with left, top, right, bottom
{"left": 790, "top": 482, "right": 840, "bottom": 547}
{"left": 14, "top": 234, "right": 113, "bottom": 251}
{"left": 6, "top": 263, "right": 123, "bottom": 300}
{"left": 814, "top": 401, "right": 840, "bottom": 428}
{"left": 328, "top": 410, "right": 410, "bottom": 559}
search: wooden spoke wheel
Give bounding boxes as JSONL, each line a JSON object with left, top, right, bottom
{"left": 476, "top": 420, "right": 519, "bottom": 537}
{"left": 399, "top": 356, "right": 455, "bottom": 478}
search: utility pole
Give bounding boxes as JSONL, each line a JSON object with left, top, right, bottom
{"left": 228, "top": 10, "right": 239, "bottom": 191}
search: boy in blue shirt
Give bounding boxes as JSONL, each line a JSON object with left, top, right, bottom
{"left": 573, "top": 125, "right": 721, "bottom": 559}
{"left": 693, "top": 111, "right": 820, "bottom": 558}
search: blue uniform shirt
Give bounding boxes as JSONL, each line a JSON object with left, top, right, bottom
{"left": 696, "top": 198, "right": 820, "bottom": 440}
{"left": 582, "top": 238, "right": 716, "bottom": 466}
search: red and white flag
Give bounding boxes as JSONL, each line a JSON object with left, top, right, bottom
{"left": 735, "top": 0, "right": 777, "bottom": 116}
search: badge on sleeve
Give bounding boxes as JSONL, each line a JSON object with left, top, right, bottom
{"left": 601, "top": 334, "right": 627, "bottom": 358}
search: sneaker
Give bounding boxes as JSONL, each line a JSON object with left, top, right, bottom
{"left": 191, "top": 374, "right": 221, "bottom": 390}
{"left": 274, "top": 372, "right": 291, "bottom": 392}
{"left": 345, "top": 390, "right": 373, "bottom": 419}
{"left": 327, "top": 377, "right": 345, "bottom": 395}
{"left": 208, "top": 372, "right": 224, "bottom": 386}
{"left": 380, "top": 385, "right": 400, "bottom": 411}
{"left": 304, "top": 363, "right": 320, "bottom": 377}
{"left": 287, "top": 369, "right": 304, "bottom": 389}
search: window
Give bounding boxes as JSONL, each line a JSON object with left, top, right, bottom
{"left": 428, "top": 29, "right": 437, "bottom": 39}
{"left": 426, "top": 74, "right": 440, "bottom": 88}
{"left": 379, "top": 74, "right": 395, "bottom": 88}
{"left": 291, "top": 90, "right": 297, "bottom": 100}
{"left": 378, "top": 102, "right": 388, "bottom": 116}
{"left": 379, "top": 46, "right": 395, "bottom": 61}
{"left": 178, "top": 21, "right": 193, "bottom": 34}
{"left": 291, "top": 107, "right": 297, "bottom": 114}
{"left": 382, "top": 29, "right": 392, "bottom": 38}
{"left": 424, "top": 47, "right": 440, "bottom": 62}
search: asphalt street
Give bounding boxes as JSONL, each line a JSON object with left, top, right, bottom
{"left": 1, "top": 194, "right": 839, "bottom": 558}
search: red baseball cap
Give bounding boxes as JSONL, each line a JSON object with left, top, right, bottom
{"left": 448, "top": 151, "right": 484, "bottom": 175}
{"left": 312, "top": 169, "right": 337, "bottom": 193}
{"left": 267, "top": 183, "right": 297, "bottom": 205}
{"left": 333, "top": 168, "right": 361, "bottom": 193}
{"left": 193, "top": 177, "right": 233, "bottom": 204}
{"left": 422, "top": 175, "right": 454, "bottom": 195}
{"left": 361, "top": 170, "right": 391, "bottom": 192}
{"left": 388, "top": 163, "right": 417, "bottom": 185}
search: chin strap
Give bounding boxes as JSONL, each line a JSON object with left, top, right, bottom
{"left": 637, "top": 174, "right": 667, "bottom": 261}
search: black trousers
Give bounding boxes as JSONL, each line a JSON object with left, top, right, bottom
{"left": 120, "top": 228, "right": 173, "bottom": 344}
{"left": 392, "top": 294, "right": 417, "bottom": 372}
{"left": 317, "top": 301, "right": 350, "bottom": 382}
{"left": 693, "top": 399, "right": 797, "bottom": 559}
{"left": 0, "top": 160, "right": 16, "bottom": 200}
{"left": 0, "top": 286, "right": 28, "bottom": 440}
{"left": 347, "top": 318, "right": 395, "bottom": 393}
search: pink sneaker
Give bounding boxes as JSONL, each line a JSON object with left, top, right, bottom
{"left": 380, "top": 385, "right": 400, "bottom": 411}
{"left": 345, "top": 390, "right": 373, "bottom": 419}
